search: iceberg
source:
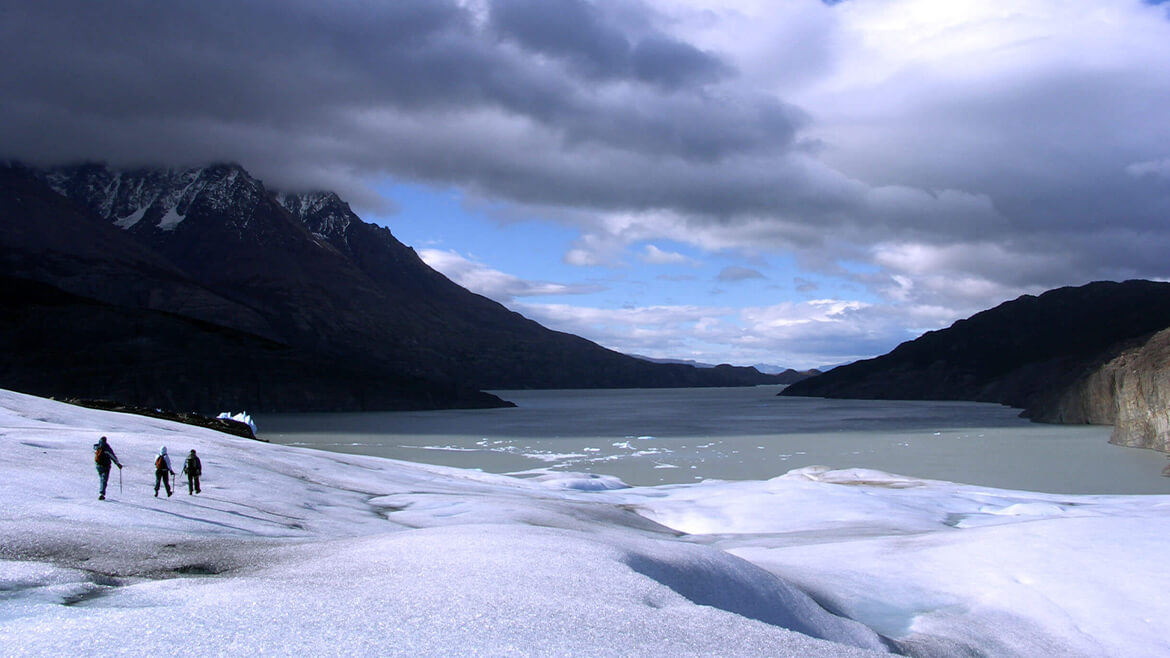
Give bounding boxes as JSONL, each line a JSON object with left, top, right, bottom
{"left": 216, "top": 411, "right": 256, "bottom": 434}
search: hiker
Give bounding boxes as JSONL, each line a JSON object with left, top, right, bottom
{"left": 93, "top": 436, "right": 122, "bottom": 501}
{"left": 181, "top": 449, "right": 202, "bottom": 495}
{"left": 154, "top": 446, "right": 175, "bottom": 497}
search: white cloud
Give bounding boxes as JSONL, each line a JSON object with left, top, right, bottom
{"left": 510, "top": 295, "right": 943, "bottom": 371}
{"left": 639, "top": 244, "right": 698, "bottom": 266}
{"left": 432, "top": 1, "right": 1170, "bottom": 365}
{"left": 1127, "top": 159, "right": 1170, "bottom": 180}
{"left": 420, "top": 249, "right": 918, "bottom": 369}
{"left": 419, "top": 249, "right": 604, "bottom": 301}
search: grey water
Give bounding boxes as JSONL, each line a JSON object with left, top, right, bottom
{"left": 258, "top": 386, "right": 1170, "bottom": 494}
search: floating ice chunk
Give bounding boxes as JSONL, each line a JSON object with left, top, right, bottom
{"left": 612, "top": 441, "right": 633, "bottom": 450}
{"left": 521, "top": 451, "right": 588, "bottom": 463}
{"left": 636, "top": 435, "right": 656, "bottom": 440}
{"left": 404, "top": 444, "right": 483, "bottom": 453}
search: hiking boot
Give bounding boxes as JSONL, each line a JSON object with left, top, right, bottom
{"left": 154, "top": 490, "right": 159, "bottom": 497}
{"left": 99, "top": 494, "right": 105, "bottom": 500}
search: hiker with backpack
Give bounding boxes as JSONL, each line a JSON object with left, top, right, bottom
{"left": 181, "top": 449, "right": 202, "bottom": 495}
{"left": 93, "top": 436, "right": 122, "bottom": 501}
{"left": 154, "top": 446, "right": 175, "bottom": 497}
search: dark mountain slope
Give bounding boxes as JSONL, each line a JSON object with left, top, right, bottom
{"left": 1, "top": 162, "right": 782, "bottom": 411}
{"left": 43, "top": 164, "right": 399, "bottom": 355}
{"left": 0, "top": 165, "right": 276, "bottom": 337}
{"left": 0, "top": 277, "right": 506, "bottom": 412}
{"left": 781, "top": 280, "right": 1170, "bottom": 416}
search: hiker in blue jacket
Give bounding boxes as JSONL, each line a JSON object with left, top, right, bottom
{"left": 154, "top": 446, "right": 175, "bottom": 497}
{"left": 93, "top": 436, "right": 122, "bottom": 501}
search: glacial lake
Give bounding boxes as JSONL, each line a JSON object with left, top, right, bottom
{"left": 258, "top": 386, "right": 1170, "bottom": 494}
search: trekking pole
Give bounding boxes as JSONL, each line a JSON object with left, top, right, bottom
{"left": 119, "top": 467, "right": 123, "bottom": 495}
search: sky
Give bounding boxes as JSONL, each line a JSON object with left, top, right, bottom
{"left": 3, "top": 0, "right": 1170, "bottom": 369}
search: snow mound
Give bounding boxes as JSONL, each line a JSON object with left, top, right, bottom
{"left": 784, "top": 465, "right": 929, "bottom": 488}
{"left": 620, "top": 539, "right": 887, "bottom": 652}
{"left": 527, "top": 471, "right": 631, "bottom": 491}
{"left": 981, "top": 502, "right": 1068, "bottom": 517}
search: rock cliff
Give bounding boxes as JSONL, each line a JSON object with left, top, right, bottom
{"left": 1033, "top": 327, "right": 1170, "bottom": 454}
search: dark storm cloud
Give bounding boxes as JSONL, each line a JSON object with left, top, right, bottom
{"left": 0, "top": 0, "right": 784, "bottom": 174}
{"left": 489, "top": 0, "right": 633, "bottom": 79}
{"left": 3, "top": 0, "right": 1170, "bottom": 324}
{"left": 488, "top": 0, "right": 729, "bottom": 88}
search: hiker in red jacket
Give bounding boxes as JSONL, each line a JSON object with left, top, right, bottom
{"left": 154, "top": 446, "right": 175, "bottom": 497}
{"left": 93, "top": 436, "right": 122, "bottom": 501}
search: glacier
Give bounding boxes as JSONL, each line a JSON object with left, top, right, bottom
{"left": 1, "top": 388, "right": 1167, "bottom": 656}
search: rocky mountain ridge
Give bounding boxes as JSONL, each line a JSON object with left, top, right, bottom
{"left": 782, "top": 280, "right": 1170, "bottom": 452}
{"left": 1, "top": 161, "right": 787, "bottom": 412}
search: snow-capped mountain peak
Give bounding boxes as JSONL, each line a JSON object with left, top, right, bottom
{"left": 43, "top": 163, "right": 268, "bottom": 235}
{"left": 277, "top": 190, "right": 354, "bottom": 240}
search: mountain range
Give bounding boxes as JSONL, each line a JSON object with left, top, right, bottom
{"left": 0, "top": 162, "right": 789, "bottom": 412}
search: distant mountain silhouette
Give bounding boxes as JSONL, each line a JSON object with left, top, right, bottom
{"left": 780, "top": 280, "right": 1170, "bottom": 420}
{"left": 1, "top": 162, "right": 784, "bottom": 412}
{"left": 629, "top": 354, "right": 818, "bottom": 383}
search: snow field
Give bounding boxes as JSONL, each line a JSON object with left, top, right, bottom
{"left": 0, "top": 390, "right": 883, "bottom": 656}
{"left": 2, "top": 389, "right": 1169, "bottom": 656}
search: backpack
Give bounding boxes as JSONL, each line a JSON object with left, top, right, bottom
{"left": 185, "top": 456, "right": 200, "bottom": 475}
{"left": 155, "top": 455, "right": 166, "bottom": 470}
{"left": 94, "top": 444, "right": 111, "bottom": 467}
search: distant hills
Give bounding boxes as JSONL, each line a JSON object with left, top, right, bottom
{"left": 630, "top": 354, "right": 819, "bottom": 383}
{"left": 782, "top": 280, "right": 1170, "bottom": 450}
{"left": 0, "top": 162, "right": 787, "bottom": 412}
